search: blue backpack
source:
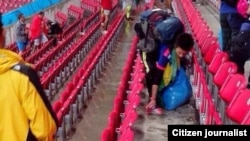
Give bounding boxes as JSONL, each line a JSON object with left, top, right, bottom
{"left": 134, "top": 9, "right": 184, "bottom": 52}
{"left": 153, "top": 16, "right": 184, "bottom": 44}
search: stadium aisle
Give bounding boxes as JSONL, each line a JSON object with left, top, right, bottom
{"left": 67, "top": 19, "right": 136, "bottom": 141}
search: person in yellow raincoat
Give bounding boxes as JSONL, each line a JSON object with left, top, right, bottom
{"left": 0, "top": 13, "right": 58, "bottom": 141}
{"left": 123, "top": 0, "right": 134, "bottom": 20}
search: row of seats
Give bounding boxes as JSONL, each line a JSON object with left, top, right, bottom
{"left": 176, "top": 0, "right": 250, "bottom": 124}
{"left": 51, "top": 1, "right": 123, "bottom": 140}
{"left": 0, "top": 0, "right": 31, "bottom": 13}
{"left": 68, "top": 5, "right": 84, "bottom": 19}
{"left": 101, "top": 36, "right": 144, "bottom": 141}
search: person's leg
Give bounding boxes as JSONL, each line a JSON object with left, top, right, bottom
{"left": 227, "top": 12, "right": 244, "bottom": 38}
{"left": 103, "top": 10, "right": 111, "bottom": 31}
{"left": 220, "top": 13, "right": 232, "bottom": 52}
{"left": 16, "top": 42, "right": 25, "bottom": 57}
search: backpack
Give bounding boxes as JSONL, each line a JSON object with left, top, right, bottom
{"left": 153, "top": 16, "right": 184, "bottom": 44}
{"left": 237, "top": 0, "right": 249, "bottom": 18}
{"left": 134, "top": 9, "right": 184, "bottom": 52}
{"left": 223, "top": 0, "right": 239, "bottom": 7}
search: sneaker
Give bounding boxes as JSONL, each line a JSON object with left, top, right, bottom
{"left": 146, "top": 107, "right": 163, "bottom": 115}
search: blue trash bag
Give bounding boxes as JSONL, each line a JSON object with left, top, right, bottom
{"left": 158, "top": 67, "right": 192, "bottom": 110}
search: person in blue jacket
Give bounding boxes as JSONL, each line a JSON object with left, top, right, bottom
{"left": 219, "top": 0, "right": 245, "bottom": 51}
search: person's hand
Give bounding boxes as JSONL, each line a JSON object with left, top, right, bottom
{"left": 145, "top": 99, "right": 156, "bottom": 111}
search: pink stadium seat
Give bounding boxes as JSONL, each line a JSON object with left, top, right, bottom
{"left": 213, "top": 61, "right": 238, "bottom": 88}
{"left": 101, "top": 127, "right": 112, "bottom": 141}
{"left": 226, "top": 89, "right": 250, "bottom": 124}
{"left": 219, "top": 73, "right": 247, "bottom": 103}
{"left": 198, "top": 30, "right": 213, "bottom": 48}
{"left": 118, "top": 128, "right": 134, "bottom": 141}
{"left": 208, "top": 51, "right": 229, "bottom": 75}
{"left": 218, "top": 73, "right": 247, "bottom": 122}
{"left": 108, "top": 110, "right": 120, "bottom": 141}
{"left": 118, "top": 110, "right": 137, "bottom": 135}
{"left": 241, "top": 111, "right": 250, "bottom": 125}
{"left": 200, "top": 36, "right": 218, "bottom": 57}
{"left": 204, "top": 43, "right": 220, "bottom": 65}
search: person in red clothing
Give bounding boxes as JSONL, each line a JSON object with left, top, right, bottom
{"left": 29, "top": 11, "right": 44, "bottom": 51}
{"left": 101, "top": 0, "right": 112, "bottom": 34}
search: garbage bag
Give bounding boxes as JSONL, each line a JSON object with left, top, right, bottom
{"left": 159, "top": 67, "right": 192, "bottom": 110}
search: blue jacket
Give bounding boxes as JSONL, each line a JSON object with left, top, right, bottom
{"left": 220, "top": 1, "right": 238, "bottom": 14}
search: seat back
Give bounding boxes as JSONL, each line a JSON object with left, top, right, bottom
{"left": 204, "top": 43, "right": 220, "bottom": 65}
{"left": 208, "top": 51, "right": 229, "bottom": 75}
{"left": 213, "top": 61, "right": 238, "bottom": 88}
{"left": 226, "top": 89, "right": 250, "bottom": 124}
{"left": 219, "top": 74, "right": 247, "bottom": 103}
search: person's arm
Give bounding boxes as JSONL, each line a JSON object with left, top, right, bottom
{"left": 146, "top": 44, "right": 170, "bottom": 109}
{"left": 17, "top": 64, "right": 57, "bottom": 141}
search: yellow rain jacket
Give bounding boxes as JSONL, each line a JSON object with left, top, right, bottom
{"left": 0, "top": 49, "right": 57, "bottom": 141}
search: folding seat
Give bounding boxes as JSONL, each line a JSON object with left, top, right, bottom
{"left": 123, "top": 94, "right": 141, "bottom": 117}
{"left": 212, "top": 61, "right": 238, "bottom": 108}
{"left": 113, "top": 94, "right": 124, "bottom": 115}
{"left": 241, "top": 111, "right": 250, "bottom": 125}
{"left": 117, "top": 110, "right": 138, "bottom": 138}
{"left": 108, "top": 110, "right": 120, "bottom": 141}
{"left": 219, "top": 73, "right": 247, "bottom": 122}
{"left": 118, "top": 128, "right": 134, "bottom": 141}
{"left": 198, "top": 76, "right": 211, "bottom": 121}
{"left": 128, "top": 72, "right": 145, "bottom": 90}
{"left": 203, "top": 43, "right": 220, "bottom": 66}
{"left": 197, "top": 30, "right": 213, "bottom": 48}
{"left": 208, "top": 51, "right": 229, "bottom": 75}
{"left": 207, "top": 51, "right": 229, "bottom": 91}
{"left": 226, "top": 89, "right": 250, "bottom": 124}
{"left": 127, "top": 82, "right": 144, "bottom": 97}
{"left": 53, "top": 101, "right": 66, "bottom": 141}
{"left": 200, "top": 36, "right": 218, "bottom": 58}
{"left": 60, "top": 95, "right": 73, "bottom": 136}
{"left": 194, "top": 24, "right": 208, "bottom": 40}
{"left": 100, "top": 127, "right": 112, "bottom": 141}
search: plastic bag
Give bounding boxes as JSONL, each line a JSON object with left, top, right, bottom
{"left": 159, "top": 67, "right": 192, "bottom": 110}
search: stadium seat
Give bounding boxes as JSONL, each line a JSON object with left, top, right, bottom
{"left": 212, "top": 61, "right": 238, "bottom": 108}
{"left": 219, "top": 73, "right": 247, "bottom": 122}
{"left": 226, "top": 89, "right": 250, "bottom": 124}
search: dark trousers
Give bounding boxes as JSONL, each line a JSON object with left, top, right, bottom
{"left": 220, "top": 13, "right": 244, "bottom": 52}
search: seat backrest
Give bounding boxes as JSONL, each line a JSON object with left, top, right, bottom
{"left": 213, "top": 61, "right": 238, "bottom": 88}
{"left": 52, "top": 100, "right": 62, "bottom": 113}
{"left": 100, "top": 128, "right": 112, "bottom": 141}
{"left": 204, "top": 43, "right": 220, "bottom": 65}
{"left": 108, "top": 110, "right": 120, "bottom": 141}
{"left": 201, "top": 36, "right": 218, "bottom": 56}
{"left": 118, "top": 128, "right": 134, "bottom": 141}
{"left": 226, "top": 89, "right": 250, "bottom": 124}
{"left": 208, "top": 51, "right": 229, "bottom": 75}
{"left": 198, "top": 30, "right": 213, "bottom": 48}
{"left": 219, "top": 73, "right": 247, "bottom": 103}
